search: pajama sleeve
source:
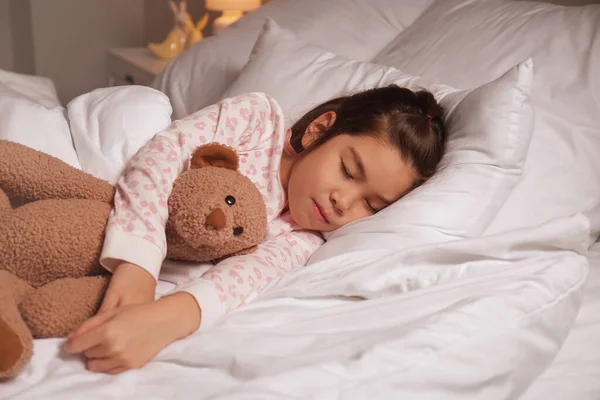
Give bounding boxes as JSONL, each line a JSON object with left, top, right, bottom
{"left": 174, "top": 229, "right": 324, "bottom": 331}
{"left": 100, "top": 92, "right": 284, "bottom": 281}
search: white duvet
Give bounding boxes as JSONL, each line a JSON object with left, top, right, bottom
{"left": 0, "top": 212, "right": 590, "bottom": 399}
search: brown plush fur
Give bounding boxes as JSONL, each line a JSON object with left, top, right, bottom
{"left": 0, "top": 139, "right": 267, "bottom": 379}
{"left": 0, "top": 271, "right": 34, "bottom": 378}
{"left": 0, "top": 189, "right": 10, "bottom": 214}
{"left": 0, "top": 141, "right": 115, "bottom": 204}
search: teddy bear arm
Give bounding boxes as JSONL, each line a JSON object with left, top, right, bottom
{"left": 20, "top": 275, "right": 110, "bottom": 338}
{"left": 0, "top": 140, "right": 115, "bottom": 204}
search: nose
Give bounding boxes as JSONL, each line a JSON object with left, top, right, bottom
{"left": 330, "top": 190, "right": 351, "bottom": 216}
{"left": 206, "top": 208, "right": 226, "bottom": 229}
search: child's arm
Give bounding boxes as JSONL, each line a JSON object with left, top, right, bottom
{"left": 64, "top": 292, "right": 201, "bottom": 374}
{"left": 64, "top": 229, "right": 323, "bottom": 374}
{"left": 97, "top": 93, "right": 284, "bottom": 310}
{"left": 175, "top": 229, "right": 324, "bottom": 330}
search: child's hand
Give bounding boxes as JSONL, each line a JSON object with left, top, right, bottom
{"left": 98, "top": 262, "right": 156, "bottom": 313}
{"left": 64, "top": 292, "right": 201, "bottom": 374}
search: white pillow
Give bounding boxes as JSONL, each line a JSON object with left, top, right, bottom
{"left": 0, "top": 69, "right": 62, "bottom": 109}
{"left": 151, "top": 0, "right": 436, "bottom": 119}
{"left": 0, "top": 70, "right": 81, "bottom": 169}
{"left": 223, "top": 19, "right": 534, "bottom": 257}
{"left": 372, "top": 0, "right": 600, "bottom": 240}
{"left": 67, "top": 86, "right": 172, "bottom": 184}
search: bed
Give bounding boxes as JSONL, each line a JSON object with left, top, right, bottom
{"left": 1, "top": 0, "right": 599, "bottom": 398}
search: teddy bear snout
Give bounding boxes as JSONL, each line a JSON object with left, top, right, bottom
{"left": 205, "top": 208, "right": 226, "bottom": 230}
{"left": 172, "top": 202, "right": 233, "bottom": 248}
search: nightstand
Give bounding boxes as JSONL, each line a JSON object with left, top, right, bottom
{"left": 107, "top": 47, "right": 171, "bottom": 87}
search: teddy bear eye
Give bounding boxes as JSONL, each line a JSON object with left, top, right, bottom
{"left": 233, "top": 226, "right": 244, "bottom": 236}
{"left": 225, "top": 195, "right": 236, "bottom": 206}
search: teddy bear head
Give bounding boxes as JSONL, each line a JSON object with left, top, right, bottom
{"left": 165, "top": 143, "right": 268, "bottom": 263}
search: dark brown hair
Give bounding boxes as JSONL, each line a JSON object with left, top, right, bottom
{"left": 290, "top": 85, "right": 447, "bottom": 183}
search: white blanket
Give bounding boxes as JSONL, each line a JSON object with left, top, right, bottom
{"left": 1, "top": 213, "right": 590, "bottom": 399}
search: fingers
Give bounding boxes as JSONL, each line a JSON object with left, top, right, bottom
{"left": 82, "top": 338, "right": 126, "bottom": 359}
{"left": 97, "top": 290, "right": 121, "bottom": 314}
{"left": 64, "top": 320, "right": 113, "bottom": 354}
{"left": 67, "top": 310, "right": 114, "bottom": 340}
{"left": 87, "top": 355, "right": 143, "bottom": 375}
{"left": 87, "top": 357, "right": 122, "bottom": 373}
{"left": 84, "top": 344, "right": 111, "bottom": 359}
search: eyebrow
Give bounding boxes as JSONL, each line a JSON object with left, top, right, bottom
{"left": 350, "top": 146, "right": 393, "bottom": 206}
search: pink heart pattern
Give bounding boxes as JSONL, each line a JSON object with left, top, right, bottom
{"left": 103, "top": 92, "right": 323, "bottom": 331}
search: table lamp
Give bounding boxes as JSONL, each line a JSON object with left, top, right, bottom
{"left": 206, "top": 0, "right": 261, "bottom": 33}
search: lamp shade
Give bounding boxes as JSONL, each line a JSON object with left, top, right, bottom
{"left": 206, "top": 0, "right": 261, "bottom": 12}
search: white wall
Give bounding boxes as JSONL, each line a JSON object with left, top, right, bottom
{"left": 28, "top": 0, "right": 145, "bottom": 104}
{"left": 0, "top": 0, "right": 14, "bottom": 71}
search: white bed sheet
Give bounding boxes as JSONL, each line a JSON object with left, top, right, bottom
{"left": 522, "top": 241, "right": 600, "bottom": 400}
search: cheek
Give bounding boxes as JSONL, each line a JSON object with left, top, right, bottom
{"left": 291, "top": 156, "right": 330, "bottom": 194}
{"left": 287, "top": 161, "right": 310, "bottom": 201}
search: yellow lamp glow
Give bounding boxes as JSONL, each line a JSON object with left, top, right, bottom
{"left": 206, "top": 0, "right": 261, "bottom": 33}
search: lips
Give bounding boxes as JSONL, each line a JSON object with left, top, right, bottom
{"left": 312, "top": 200, "right": 329, "bottom": 224}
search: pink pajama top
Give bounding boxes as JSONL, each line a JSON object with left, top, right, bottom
{"left": 99, "top": 92, "right": 324, "bottom": 331}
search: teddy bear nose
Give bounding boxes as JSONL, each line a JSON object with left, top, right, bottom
{"left": 206, "top": 208, "right": 226, "bottom": 230}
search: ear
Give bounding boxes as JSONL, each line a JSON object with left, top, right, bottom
{"left": 190, "top": 143, "right": 239, "bottom": 171}
{"left": 302, "top": 111, "right": 336, "bottom": 149}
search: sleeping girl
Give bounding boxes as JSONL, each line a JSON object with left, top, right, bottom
{"left": 63, "top": 85, "right": 447, "bottom": 374}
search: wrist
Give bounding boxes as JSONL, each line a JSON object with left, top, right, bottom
{"left": 155, "top": 292, "right": 202, "bottom": 340}
{"left": 116, "top": 262, "right": 157, "bottom": 287}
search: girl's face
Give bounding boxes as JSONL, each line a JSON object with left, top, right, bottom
{"left": 286, "top": 117, "right": 418, "bottom": 232}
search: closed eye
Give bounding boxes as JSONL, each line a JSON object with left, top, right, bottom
{"left": 341, "top": 160, "right": 352, "bottom": 179}
{"left": 366, "top": 200, "right": 379, "bottom": 214}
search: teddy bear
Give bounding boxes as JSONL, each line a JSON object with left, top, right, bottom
{"left": 0, "top": 139, "right": 267, "bottom": 379}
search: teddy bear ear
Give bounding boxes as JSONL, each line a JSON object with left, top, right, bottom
{"left": 190, "top": 143, "right": 239, "bottom": 171}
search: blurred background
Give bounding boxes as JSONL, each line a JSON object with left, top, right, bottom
{"left": 0, "top": 0, "right": 588, "bottom": 106}
{"left": 0, "top": 0, "right": 270, "bottom": 104}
